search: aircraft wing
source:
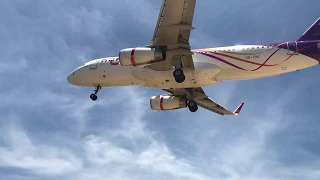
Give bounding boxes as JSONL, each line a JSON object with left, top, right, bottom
{"left": 147, "top": 0, "right": 196, "bottom": 71}
{"left": 162, "top": 88, "right": 244, "bottom": 115}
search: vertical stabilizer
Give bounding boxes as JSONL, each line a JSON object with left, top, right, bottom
{"left": 298, "top": 18, "right": 320, "bottom": 41}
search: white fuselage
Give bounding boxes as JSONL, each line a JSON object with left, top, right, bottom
{"left": 67, "top": 45, "right": 319, "bottom": 89}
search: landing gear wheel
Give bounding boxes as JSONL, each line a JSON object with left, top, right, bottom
{"left": 173, "top": 68, "right": 185, "bottom": 83}
{"left": 90, "top": 94, "right": 98, "bottom": 101}
{"left": 188, "top": 101, "right": 198, "bottom": 112}
{"left": 90, "top": 84, "right": 101, "bottom": 101}
{"left": 173, "top": 68, "right": 183, "bottom": 76}
{"left": 175, "top": 75, "right": 185, "bottom": 83}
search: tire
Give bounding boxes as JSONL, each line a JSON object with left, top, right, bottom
{"left": 173, "top": 68, "right": 183, "bottom": 77}
{"left": 175, "top": 74, "right": 185, "bottom": 83}
{"left": 90, "top": 94, "right": 98, "bottom": 101}
{"left": 188, "top": 101, "right": 198, "bottom": 112}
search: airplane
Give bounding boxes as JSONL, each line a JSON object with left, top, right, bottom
{"left": 67, "top": 0, "right": 320, "bottom": 115}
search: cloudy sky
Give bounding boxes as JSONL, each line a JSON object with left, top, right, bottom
{"left": 1, "top": 0, "right": 320, "bottom": 179}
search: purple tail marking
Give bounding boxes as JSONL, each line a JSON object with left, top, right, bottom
{"left": 298, "top": 18, "right": 320, "bottom": 41}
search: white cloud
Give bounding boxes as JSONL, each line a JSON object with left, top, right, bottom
{"left": 0, "top": 124, "right": 82, "bottom": 176}
{"left": 136, "top": 142, "right": 210, "bottom": 180}
{"left": 77, "top": 86, "right": 211, "bottom": 180}
{"left": 84, "top": 135, "right": 133, "bottom": 165}
{"left": 82, "top": 135, "right": 210, "bottom": 180}
{"left": 0, "top": 59, "right": 29, "bottom": 73}
{"left": 0, "top": 83, "right": 211, "bottom": 179}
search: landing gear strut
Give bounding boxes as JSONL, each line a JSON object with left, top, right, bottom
{"left": 187, "top": 100, "right": 198, "bottom": 112}
{"left": 173, "top": 68, "right": 185, "bottom": 83}
{"left": 90, "top": 85, "right": 101, "bottom": 101}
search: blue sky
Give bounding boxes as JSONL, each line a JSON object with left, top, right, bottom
{"left": 1, "top": 0, "right": 320, "bottom": 179}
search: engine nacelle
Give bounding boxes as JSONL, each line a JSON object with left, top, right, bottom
{"left": 150, "top": 95, "right": 187, "bottom": 111}
{"left": 119, "top": 47, "right": 166, "bottom": 67}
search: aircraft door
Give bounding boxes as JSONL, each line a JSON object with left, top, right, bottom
{"left": 287, "top": 41, "right": 298, "bottom": 55}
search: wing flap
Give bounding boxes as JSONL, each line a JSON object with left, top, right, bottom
{"left": 163, "top": 88, "right": 244, "bottom": 116}
{"left": 195, "top": 97, "right": 235, "bottom": 116}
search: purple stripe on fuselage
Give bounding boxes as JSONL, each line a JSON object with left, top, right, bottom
{"left": 245, "top": 40, "right": 320, "bottom": 63}
{"left": 200, "top": 53, "right": 246, "bottom": 70}
{"left": 252, "top": 48, "right": 280, "bottom": 71}
{"left": 272, "top": 40, "right": 320, "bottom": 63}
{"left": 200, "top": 48, "right": 280, "bottom": 71}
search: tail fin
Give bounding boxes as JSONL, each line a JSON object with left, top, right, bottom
{"left": 298, "top": 17, "right": 320, "bottom": 41}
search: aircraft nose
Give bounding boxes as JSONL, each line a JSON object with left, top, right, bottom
{"left": 67, "top": 71, "right": 77, "bottom": 85}
{"left": 67, "top": 66, "right": 86, "bottom": 86}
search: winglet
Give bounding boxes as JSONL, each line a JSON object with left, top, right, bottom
{"left": 233, "top": 103, "right": 244, "bottom": 115}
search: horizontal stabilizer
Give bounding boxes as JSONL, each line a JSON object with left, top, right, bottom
{"left": 298, "top": 17, "right": 320, "bottom": 41}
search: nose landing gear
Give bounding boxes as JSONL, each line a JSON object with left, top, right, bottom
{"left": 90, "top": 85, "right": 101, "bottom": 101}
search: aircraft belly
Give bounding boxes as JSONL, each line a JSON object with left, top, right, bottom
{"left": 194, "top": 62, "right": 221, "bottom": 84}
{"left": 142, "top": 68, "right": 176, "bottom": 88}
{"left": 92, "top": 64, "right": 144, "bottom": 87}
{"left": 131, "top": 67, "right": 144, "bottom": 81}
{"left": 136, "top": 62, "right": 221, "bottom": 89}
{"left": 282, "top": 53, "right": 318, "bottom": 71}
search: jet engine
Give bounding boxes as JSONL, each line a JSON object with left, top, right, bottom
{"left": 119, "top": 47, "right": 166, "bottom": 67}
{"left": 150, "top": 95, "right": 187, "bottom": 111}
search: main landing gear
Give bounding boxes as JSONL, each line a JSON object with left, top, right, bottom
{"left": 90, "top": 85, "right": 101, "bottom": 101}
{"left": 187, "top": 100, "right": 198, "bottom": 112}
{"left": 173, "top": 68, "right": 185, "bottom": 83}
{"left": 185, "top": 88, "right": 198, "bottom": 112}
